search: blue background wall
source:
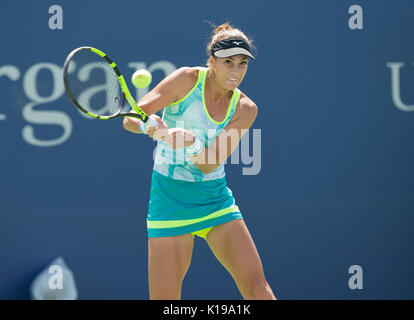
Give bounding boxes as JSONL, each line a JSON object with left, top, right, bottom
{"left": 1, "top": 0, "right": 413, "bottom": 299}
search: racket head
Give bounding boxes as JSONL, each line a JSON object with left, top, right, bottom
{"left": 63, "top": 46, "right": 143, "bottom": 120}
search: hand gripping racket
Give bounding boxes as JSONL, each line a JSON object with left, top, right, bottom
{"left": 63, "top": 46, "right": 157, "bottom": 128}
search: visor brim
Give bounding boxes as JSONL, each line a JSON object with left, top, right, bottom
{"left": 213, "top": 48, "right": 255, "bottom": 59}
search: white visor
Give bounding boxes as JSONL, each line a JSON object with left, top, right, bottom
{"left": 213, "top": 47, "right": 255, "bottom": 59}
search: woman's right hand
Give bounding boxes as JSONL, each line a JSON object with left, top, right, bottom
{"left": 146, "top": 114, "right": 169, "bottom": 141}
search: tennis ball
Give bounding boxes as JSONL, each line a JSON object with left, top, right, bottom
{"left": 131, "top": 69, "right": 152, "bottom": 88}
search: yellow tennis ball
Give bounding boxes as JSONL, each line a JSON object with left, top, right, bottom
{"left": 131, "top": 69, "right": 152, "bottom": 88}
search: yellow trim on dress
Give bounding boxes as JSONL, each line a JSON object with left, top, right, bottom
{"left": 202, "top": 69, "right": 240, "bottom": 125}
{"left": 169, "top": 68, "right": 205, "bottom": 106}
{"left": 147, "top": 205, "right": 239, "bottom": 229}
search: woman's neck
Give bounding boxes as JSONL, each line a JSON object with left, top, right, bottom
{"left": 206, "top": 68, "right": 233, "bottom": 102}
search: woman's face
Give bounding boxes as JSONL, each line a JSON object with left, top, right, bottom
{"left": 210, "top": 54, "right": 249, "bottom": 90}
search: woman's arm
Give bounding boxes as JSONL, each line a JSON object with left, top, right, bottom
{"left": 190, "top": 96, "right": 258, "bottom": 174}
{"left": 122, "top": 67, "right": 199, "bottom": 134}
{"left": 148, "top": 94, "right": 258, "bottom": 174}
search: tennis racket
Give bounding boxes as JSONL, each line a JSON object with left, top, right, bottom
{"left": 63, "top": 46, "right": 157, "bottom": 127}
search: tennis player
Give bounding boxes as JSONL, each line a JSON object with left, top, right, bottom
{"left": 123, "top": 23, "right": 276, "bottom": 300}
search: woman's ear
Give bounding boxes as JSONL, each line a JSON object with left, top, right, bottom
{"left": 207, "top": 55, "right": 215, "bottom": 68}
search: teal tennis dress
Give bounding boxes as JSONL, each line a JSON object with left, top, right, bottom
{"left": 147, "top": 67, "right": 243, "bottom": 238}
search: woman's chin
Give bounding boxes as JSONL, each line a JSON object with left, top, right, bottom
{"left": 225, "top": 81, "right": 239, "bottom": 90}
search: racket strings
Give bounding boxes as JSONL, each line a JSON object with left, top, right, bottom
{"left": 65, "top": 49, "right": 123, "bottom": 117}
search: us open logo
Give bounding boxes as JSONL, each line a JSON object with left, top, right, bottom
{"left": 0, "top": 61, "right": 175, "bottom": 147}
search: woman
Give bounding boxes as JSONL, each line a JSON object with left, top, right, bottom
{"left": 123, "top": 23, "right": 276, "bottom": 300}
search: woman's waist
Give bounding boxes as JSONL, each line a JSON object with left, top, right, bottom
{"left": 153, "top": 161, "right": 226, "bottom": 182}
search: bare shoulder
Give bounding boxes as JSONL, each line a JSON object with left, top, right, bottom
{"left": 137, "top": 66, "right": 202, "bottom": 114}
{"left": 163, "top": 67, "right": 201, "bottom": 102}
{"left": 238, "top": 91, "right": 258, "bottom": 116}
{"left": 167, "top": 66, "right": 199, "bottom": 86}
{"left": 230, "top": 91, "right": 258, "bottom": 129}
